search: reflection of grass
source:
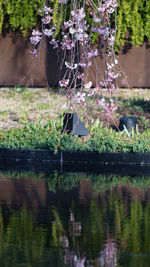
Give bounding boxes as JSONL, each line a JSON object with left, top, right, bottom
{"left": 0, "top": 177, "right": 150, "bottom": 266}
{"left": 91, "top": 175, "right": 150, "bottom": 193}
{"left": 1, "top": 170, "right": 150, "bottom": 193}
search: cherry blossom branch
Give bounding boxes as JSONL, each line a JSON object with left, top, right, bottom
{"left": 30, "top": 0, "right": 125, "bottom": 126}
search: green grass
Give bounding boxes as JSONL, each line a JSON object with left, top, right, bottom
{"left": 0, "top": 87, "right": 68, "bottom": 129}
{"left": 0, "top": 119, "right": 149, "bottom": 153}
{"left": 36, "top": 103, "right": 53, "bottom": 110}
{"left": 0, "top": 87, "right": 149, "bottom": 153}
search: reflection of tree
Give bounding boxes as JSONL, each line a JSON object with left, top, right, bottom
{"left": 115, "top": 199, "right": 150, "bottom": 254}
{"left": 0, "top": 171, "right": 150, "bottom": 266}
{"left": 1, "top": 170, "right": 150, "bottom": 194}
{"left": 65, "top": 190, "right": 150, "bottom": 266}
{"left": 0, "top": 195, "right": 149, "bottom": 266}
{"left": 47, "top": 174, "right": 150, "bottom": 194}
{"left": 99, "top": 239, "right": 117, "bottom": 267}
{"left": 0, "top": 206, "right": 65, "bottom": 266}
{"left": 53, "top": 209, "right": 85, "bottom": 267}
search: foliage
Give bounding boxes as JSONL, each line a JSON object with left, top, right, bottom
{"left": 0, "top": 0, "right": 149, "bottom": 49}
{"left": 0, "top": 119, "right": 149, "bottom": 153}
{"left": 115, "top": 0, "right": 150, "bottom": 50}
{"left": 1, "top": 170, "right": 150, "bottom": 193}
{"left": 0, "top": 0, "right": 44, "bottom": 36}
{"left": 0, "top": 1, "right": 4, "bottom": 34}
{"left": 1, "top": 172, "right": 150, "bottom": 265}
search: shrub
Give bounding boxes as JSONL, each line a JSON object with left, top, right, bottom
{"left": 0, "top": 0, "right": 149, "bottom": 49}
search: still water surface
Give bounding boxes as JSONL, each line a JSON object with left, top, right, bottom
{"left": 0, "top": 171, "right": 150, "bottom": 266}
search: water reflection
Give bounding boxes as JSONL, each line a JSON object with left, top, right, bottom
{"left": 0, "top": 171, "right": 150, "bottom": 266}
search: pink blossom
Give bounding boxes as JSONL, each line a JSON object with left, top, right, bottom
{"left": 99, "top": 239, "right": 117, "bottom": 267}
{"left": 77, "top": 27, "right": 84, "bottom": 34}
{"left": 65, "top": 62, "right": 78, "bottom": 69}
{"left": 75, "top": 33, "right": 84, "bottom": 41}
{"left": 84, "top": 81, "right": 92, "bottom": 88}
{"left": 98, "top": 6, "right": 106, "bottom": 13}
{"left": 43, "top": 28, "right": 54, "bottom": 37}
{"left": 30, "top": 35, "right": 42, "bottom": 45}
{"left": 70, "top": 211, "right": 75, "bottom": 222}
{"left": 106, "top": 63, "right": 114, "bottom": 70}
{"left": 41, "top": 15, "right": 52, "bottom": 24}
{"left": 43, "top": 6, "right": 53, "bottom": 14}
{"left": 71, "top": 8, "right": 86, "bottom": 21}
{"left": 29, "top": 49, "right": 37, "bottom": 58}
{"left": 107, "top": 7, "right": 115, "bottom": 14}
{"left": 92, "top": 27, "right": 109, "bottom": 37}
{"left": 121, "top": 79, "right": 128, "bottom": 85}
{"left": 63, "top": 20, "right": 74, "bottom": 30}
{"left": 31, "top": 30, "right": 42, "bottom": 36}
{"left": 30, "top": 1, "right": 120, "bottom": 115}
{"left": 108, "top": 35, "right": 115, "bottom": 46}
{"left": 59, "top": 79, "right": 69, "bottom": 87}
{"left": 87, "top": 49, "right": 98, "bottom": 58}
{"left": 114, "top": 59, "right": 118, "bottom": 64}
{"left": 88, "top": 87, "right": 101, "bottom": 96}
{"left": 79, "top": 61, "right": 91, "bottom": 68}
{"left": 98, "top": 0, "right": 118, "bottom": 15}
{"left": 100, "top": 73, "right": 116, "bottom": 89}
{"left": 59, "top": 0, "right": 68, "bottom": 3}
{"left": 50, "top": 38, "right": 58, "bottom": 49}
{"left": 100, "top": 81, "right": 105, "bottom": 87}
{"left": 74, "top": 256, "right": 86, "bottom": 267}
{"left": 59, "top": 235, "right": 69, "bottom": 248}
{"left": 93, "top": 15, "right": 101, "bottom": 23}
{"left": 62, "top": 39, "right": 75, "bottom": 50}
{"left": 77, "top": 73, "right": 84, "bottom": 80}
{"left": 107, "top": 71, "right": 120, "bottom": 79}
{"left": 69, "top": 27, "right": 76, "bottom": 34}
{"left": 75, "top": 92, "right": 86, "bottom": 106}
{"left": 99, "top": 98, "right": 117, "bottom": 116}
{"left": 107, "top": 84, "right": 115, "bottom": 92}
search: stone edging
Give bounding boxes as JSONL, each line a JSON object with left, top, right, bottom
{"left": 0, "top": 148, "right": 149, "bottom": 165}
{"left": 0, "top": 148, "right": 150, "bottom": 175}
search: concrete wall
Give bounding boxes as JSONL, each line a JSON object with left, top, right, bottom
{"left": 0, "top": 32, "right": 149, "bottom": 87}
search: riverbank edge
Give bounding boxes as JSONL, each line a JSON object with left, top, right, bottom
{"left": 0, "top": 148, "right": 149, "bottom": 166}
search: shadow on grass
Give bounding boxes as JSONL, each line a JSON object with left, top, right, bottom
{"left": 118, "top": 98, "right": 150, "bottom": 113}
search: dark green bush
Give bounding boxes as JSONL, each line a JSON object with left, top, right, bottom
{"left": 115, "top": 0, "right": 150, "bottom": 50}
{"left": 0, "top": 121, "right": 150, "bottom": 153}
{"left": 0, "top": 0, "right": 44, "bottom": 36}
{"left": 0, "top": 0, "right": 149, "bottom": 48}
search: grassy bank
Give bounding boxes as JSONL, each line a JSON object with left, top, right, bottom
{"left": 0, "top": 116, "right": 150, "bottom": 153}
{"left": 0, "top": 87, "right": 150, "bottom": 153}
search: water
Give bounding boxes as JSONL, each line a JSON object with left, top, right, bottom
{"left": 0, "top": 170, "right": 150, "bottom": 266}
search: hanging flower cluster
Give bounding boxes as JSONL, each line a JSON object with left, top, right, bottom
{"left": 30, "top": 0, "right": 120, "bottom": 118}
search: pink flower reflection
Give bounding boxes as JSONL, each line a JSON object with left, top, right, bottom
{"left": 99, "top": 239, "right": 117, "bottom": 267}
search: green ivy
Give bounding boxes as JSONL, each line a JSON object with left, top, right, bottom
{"left": 115, "top": 0, "right": 150, "bottom": 50}
{"left": 0, "top": 1, "right": 4, "bottom": 34}
{"left": 0, "top": 0, "right": 149, "bottom": 48}
{"left": 0, "top": 0, "right": 44, "bottom": 36}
